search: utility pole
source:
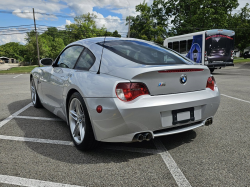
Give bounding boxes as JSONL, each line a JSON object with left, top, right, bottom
{"left": 128, "top": 16, "right": 130, "bottom": 38}
{"left": 33, "top": 8, "right": 40, "bottom": 67}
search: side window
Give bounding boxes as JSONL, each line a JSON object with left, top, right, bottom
{"left": 187, "top": 39, "right": 193, "bottom": 51}
{"left": 180, "top": 40, "right": 187, "bottom": 54}
{"left": 168, "top": 42, "right": 173, "bottom": 49}
{"left": 57, "top": 46, "right": 84, "bottom": 69}
{"left": 75, "top": 48, "right": 95, "bottom": 70}
{"left": 173, "top": 41, "right": 179, "bottom": 52}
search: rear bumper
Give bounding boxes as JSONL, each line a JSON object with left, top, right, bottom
{"left": 207, "top": 62, "right": 234, "bottom": 68}
{"left": 86, "top": 88, "right": 220, "bottom": 142}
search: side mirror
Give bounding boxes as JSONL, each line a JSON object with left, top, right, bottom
{"left": 40, "top": 58, "right": 53, "bottom": 66}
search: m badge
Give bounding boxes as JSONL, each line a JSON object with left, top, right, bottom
{"left": 158, "top": 82, "right": 166, "bottom": 87}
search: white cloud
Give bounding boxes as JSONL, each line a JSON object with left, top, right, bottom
{"left": 0, "top": 0, "right": 66, "bottom": 20}
{"left": 62, "top": 0, "right": 153, "bottom": 18}
{"left": 0, "top": 29, "right": 26, "bottom": 45}
{"left": 0, "top": 0, "right": 65, "bottom": 12}
{"left": 66, "top": 19, "right": 73, "bottom": 25}
{"left": 59, "top": 0, "right": 154, "bottom": 37}
{"left": 12, "top": 9, "right": 57, "bottom": 20}
{"left": 92, "top": 11, "right": 127, "bottom": 36}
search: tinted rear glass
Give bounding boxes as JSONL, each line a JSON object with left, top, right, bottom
{"left": 98, "top": 40, "right": 192, "bottom": 65}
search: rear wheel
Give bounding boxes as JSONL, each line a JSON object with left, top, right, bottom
{"left": 68, "top": 92, "right": 98, "bottom": 151}
{"left": 209, "top": 68, "right": 215, "bottom": 73}
{"left": 30, "top": 78, "right": 42, "bottom": 108}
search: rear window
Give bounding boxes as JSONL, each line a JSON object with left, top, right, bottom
{"left": 98, "top": 40, "right": 193, "bottom": 65}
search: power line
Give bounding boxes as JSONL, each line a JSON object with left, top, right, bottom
{"left": 0, "top": 10, "right": 127, "bottom": 20}
{"left": 0, "top": 24, "right": 34, "bottom": 28}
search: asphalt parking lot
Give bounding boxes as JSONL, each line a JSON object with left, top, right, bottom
{"left": 0, "top": 63, "right": 250, "bottom": 187}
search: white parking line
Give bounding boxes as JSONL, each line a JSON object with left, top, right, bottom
{"left": 0, "top": 174, "right": 84, "bottom": 187}
{"left": 102, "top": 145, "right": 159, "bottom": 154}
{"left": 221, "top": 94, "right": 250, "bottom": 104}
{"left": 15, "top": 116, "right": 63, "bottom": 121}
{"left": 0, "top": 102, "right": 191, "bottom": 187}
{"left": 153, "top": 139, "right": 192, "bottom": 187}
{"left": 13, "top": 74, "right": 23, "bottom": 78}
{"left": 0, "top": 135, "right": 159, "bottom": 154}
{"left": 0, "top": 103, "right": 32, "bottom": 128}
{"left": 0, "top": 135, "right": 74, "bottom": 146}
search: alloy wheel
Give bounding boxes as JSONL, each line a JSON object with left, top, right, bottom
{"left": 31, "top": 79, "right": 37, "bottom": 105}
{"left": 69, "top": 98, "right": 86, "bottom": 144}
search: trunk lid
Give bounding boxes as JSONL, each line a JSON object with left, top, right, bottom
{"left": 108, "top": 65, "right": 210, "bottom": 95}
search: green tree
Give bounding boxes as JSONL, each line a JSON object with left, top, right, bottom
{"left": 1, "top": 12, "right": 122, "bottom": 65}
{"left": 0, "top": 42, "right": 26, "bottom": 62}
{"left": 50, "top": 38, "right": 65, "bottom": 59}
{"left": 112, "top": 30, "right": 121, "bottom": 37}
{"left": 230, "top": 3, "right": 250, "bottom": 52}
{"left": 164, "top": 0, "right": 239, "bottom": 35}
{"left": 126, "top": 1, "right": 154, "bottom": 41}
{"left": 126, "top": 0, "right": 169, "bottom": 44}
{"left": 65, "top": 13, "right": 108, "bottom": 42}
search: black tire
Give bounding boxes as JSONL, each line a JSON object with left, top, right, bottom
{"left": 30, "top": 78, "right": 42, "bottom": 108}
{"left": 209, "top": 68, "right": 215, "bottom": 73}
{"left": 68, "top": 92, "right": 98, "bottom": 151}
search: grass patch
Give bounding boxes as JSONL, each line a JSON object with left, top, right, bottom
{"left": 233, "top": 58, "right": 250, "bottom": 63}
{"left": 0, "top": 65, "right": 38, "bottom": 74}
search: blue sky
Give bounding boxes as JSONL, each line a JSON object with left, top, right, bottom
{"left": 0, "top": 0, "right": 248, "bottom": 45}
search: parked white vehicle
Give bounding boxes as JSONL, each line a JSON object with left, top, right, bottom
{"left": 164, "top": 29, "right": 235, "bottom": 73}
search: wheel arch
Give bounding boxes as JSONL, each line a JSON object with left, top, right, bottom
{"left": 65, "top": 89, "right": 91, "bottom": 121}
{"left": 65, "top": 88, "right": 97, "bottom": 139}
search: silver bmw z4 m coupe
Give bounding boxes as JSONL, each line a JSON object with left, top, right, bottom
{"left": 30, "top": 37, "right": 220, "bottom": 150}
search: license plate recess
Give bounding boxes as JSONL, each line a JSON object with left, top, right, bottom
{"left": 172, "top": 107, "right": 195, "bottom": 125}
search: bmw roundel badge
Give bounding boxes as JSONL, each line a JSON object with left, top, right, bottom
{"left": 180, "top": 74, "right": 187, "bottom": 84}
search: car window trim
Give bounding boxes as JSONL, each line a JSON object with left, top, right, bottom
{"left": 73, "top": 47, "right": 96, "bottom": 71}
{"left": 73, "top": 47, "right": 86, "bottom": 69}
{"left": 53, "top": 44, "right": 85, "bottom": 69}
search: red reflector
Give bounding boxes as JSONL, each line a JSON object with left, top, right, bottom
{"left": 206, "top": 76, "right": 216, "bottom": 91}
{"left": 158, "top": 69, "right": 204, "bottom": 73}
{"left": 96, "top": 105, "right": 102, "bottom": 113}
{"left": 116, "top": 83, "right": 149, "bottom": 102}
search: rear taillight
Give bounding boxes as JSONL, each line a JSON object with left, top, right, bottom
{"left": 116, "top": 83, "right": 149, "bottom": 102}
{"left": 206, "top": 76, "right": 216, "bottom": 91}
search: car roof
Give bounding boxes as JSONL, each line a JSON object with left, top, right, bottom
{"left": 68, "top": 37, "right": 155, "bottom": 48}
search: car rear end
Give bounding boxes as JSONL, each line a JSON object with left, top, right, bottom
{"left": 89, "top": 39, "right": 220, "bottom": 142}
{"left": 205, "top": 29, "right": 235, "bottom": 69}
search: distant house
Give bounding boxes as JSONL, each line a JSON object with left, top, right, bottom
{"left": 0, "top": 57, "right": 17, "bottom": 63}
{"left": 8, "top": 58, "right": 16, "bottom": 63}
{"left": 234, "top": 46, "right": 250, "bottom": 57}
{"left": 234, "top": 49, "right": 240, "bottom": 57}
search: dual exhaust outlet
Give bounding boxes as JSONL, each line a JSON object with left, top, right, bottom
{"left": 134, "top": 133, "right": 152, "bottom": 142}
{"left": 134, "top": 118, "right": 212, "bottom": 142}
{"left": 205, "top": 118, "right": 213, "bottom": 126}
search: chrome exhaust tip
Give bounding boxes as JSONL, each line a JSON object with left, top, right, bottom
{"left": 205, "top": 118, "right": 213, "bottom": 126}
{"left": 136, "top": 134, "right": 144, "bottom": 142}
{"left": 134, "top": 132, "right": 152, "bottom": 142}
{"left": 144, "top": 133, "right": 152, "bottom": 141}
